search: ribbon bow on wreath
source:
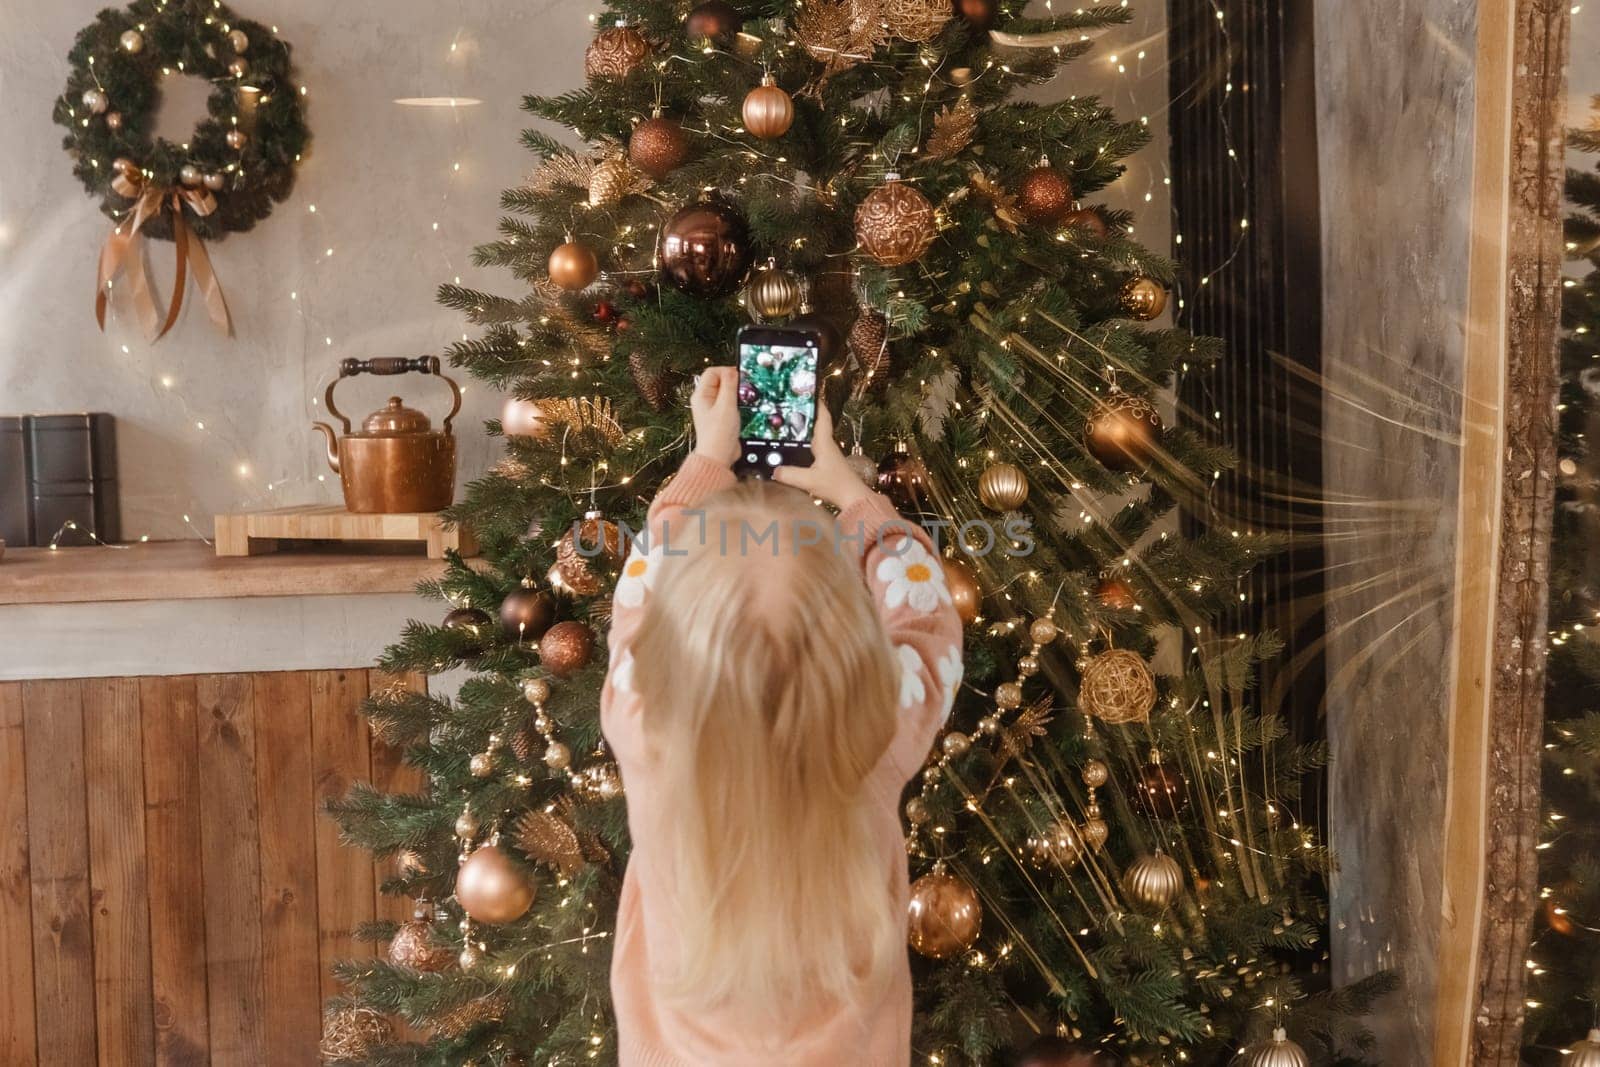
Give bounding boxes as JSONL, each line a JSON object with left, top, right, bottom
{"left": 97, "top": 161, "right": 231, "bottom": 341}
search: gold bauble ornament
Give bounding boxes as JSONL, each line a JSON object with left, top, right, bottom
{"left": 941, "top": 731, "right": 971, "bottom": 757}
{"left": 469, "top": 752, "right": 493, "bottom": 777}
{"left": 540, "top": 620, "right": 596, "bottom": 677}
{"left": 1083, "top": 392, "right": 1163, "bottom": 472}
{"left": 1017, "top": 164, "right": 1073, "bottom": 225}
{"left": 388, "top": 913, "right": 456, "bottom": 972}
{"left": 977, "top": 462, "right": 1028, "bottom": 511}
{"left": 555, "top": 510, "right": 625, "bottom": 596}
{"left": 456, "top": 845, "right": 536, "bottom": 924}
{"left": 904, "top": 796, "right": 930, "bottom": 824}
{"left": 907, "top": 867, "right": 982, "bottom": 959}
{"left": 746, "top": 260, "right": 802, "bottom": 321}
{"left": 742, "top": 73, "right": 794, "bottom": 139}
{"left": 1080, "top": 804, "right": 1109, "bottom": 852}
{"left": 1079, "top": 648, "right": 1157, "bottom": 724}
{"left": 319, "top": 1006, "right": 395, "bottom": 1061}
{"left": 628, "top": 113, "right": 690, "bottom": 179}
{"left": 523, "top": 677, "right": 551, "bottom": 704}
{"left": 1029, "top": 617, "right": 1059, "bottom": 645}
{"left": 588, "top": 158, "right": 632, "bottom": 206}
{"left": 225, "top": 129, "right": 248, "bottom": 150}
{"left": 1122, "top": 850, "right": 1183, "bottom": 909}
{"left": 227, "top": 57, "right": 249, "bottom": 79}
{"left": 1237, "top": 1028, "right": 1311, "bottom": 1067}
{"left": 105, "top": 111, "right": 124, "bottom": 131}
{"left": 1024, "top": 819, "right": 1084, "bottom": 869}
{"left": 229, "top": 29, "right": 250, "bottom": 53}
{"left": 454, "top": 807, "right": 480, "bottom": 839}
{"left": 120, "top": 29, "right": 144, "bottom": 53}
{"left": 1119, "top": 275, "right": 1168, "bottom": 321}
{"left": 995, "top": 681, "right": 1023, "bottom": 710}
{"left": 585, "top": 26, "right": 652, "bottom": 80}
{"left": 548, "top": 240, "right": 600, "bottom": 291}
{"left": 1566, "top": 1030, "right": 1600, "bottom": 1067}
{"left": 1081, "top": 758, "right": 1109, "bottom": 790}
{"left": 81, "top": 88, "right": 108, "bottom": 115}
{"left": 543, "top": 742, "right": 571, "bottom": 769}
{"left": 942, "top": 556, "right": 981, "bottom": 625}
{"left": 855, "top": 175, "right": 937, "bottom": 266}
{"left": 202, "top": 171, "right": 225, "bottom": 191}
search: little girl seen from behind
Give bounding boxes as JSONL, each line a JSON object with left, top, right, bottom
{"left": 601, "top": 367, "right": 964, "bottom": 1066}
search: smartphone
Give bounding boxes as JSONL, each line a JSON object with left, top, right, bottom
{"left": 734, "top": 324, "right": 823, "bottom": 478}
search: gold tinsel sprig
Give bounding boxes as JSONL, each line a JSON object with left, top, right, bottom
{"left": 430, "top": 992, "right": 511, "bottom": 1038}
{"left": 524, "top": 141, "right": 653, "bottom": 201}
{"left": 514, "top": 807, "right": 586, "bottom": 876}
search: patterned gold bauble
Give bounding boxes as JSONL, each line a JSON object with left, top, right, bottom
{"left": 388, "top": 913, "right": 456, "bottom": 972}
{"left": 995, "top": 681, "right": 1023, "bottom": 710}
{"left": 456, "top": 845, "right": 535, "bottom": 924}
{"left": 855, "top": 176, "right": 937, "bottom": 266}
{"left": 907, "top": 868, "right": 982, "bottom": 959}
{"left": 1122, "top": 850, "right": 1183, "bottom": 909}
{"left": 628, "top": 113, "right": 690, "bottom": 179}
{"left": 540, "top": 620, "right": 596, "bottom": 677}
{"left": 1119, "top": 275, "right": 1168, "bottom": 320}
{"left": 1566, "top": 1030, "right": 1600, "bottom": 1067}
{"left": 746, "top": 260, "right": 802, "bottom": 321}
{"left": 556, "top": 510, "right": 625, "bottom": 596}
{"left": 1083, "top": 392, "right": 1164, "bottom": 472}
{"left": 977, "top": 462, "right": 1028, "bottom": 511}
{"left": 742, "top": 73, "right": 794, "bottom": 140}
{"left": 849, "top": 309, "right": 890, "bottom": 387}
{"left": 319, "top": 1006, "right": 395, "bottom": 1061}
{"left": 585, "top": 26, "right": 651, "bottom": 80}
{"left": 1017, "top": 165, "right": 1073, "bottom": 225}
{"left": 588, "top": 158, "right": 632, "bottom": 206}
{"left": 1024, "top": 819, "right": 1083, "bottom": 869}
{"left": 1238, "top": 1028, "right": 1311, "bottom": 1067}
{"left": 548, "top": 240, "right": 600, "bottom": 291}
{"left": 1079, "top": 648, "right": 1157, "bottom": 724}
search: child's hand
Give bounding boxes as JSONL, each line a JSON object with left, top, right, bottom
{"left": 690, "top": 366, "right": 741, "bottom": 466}
{"left": 773, "top": 405, "right": 873, "bottom": 510}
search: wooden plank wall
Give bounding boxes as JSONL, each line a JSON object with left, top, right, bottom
{"left": 0, "top": 669, "right": 424, "bottom": 1066}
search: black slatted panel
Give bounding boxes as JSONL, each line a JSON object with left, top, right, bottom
{"left": 1167, "top": 2, "right": 1326, "bottom": 751}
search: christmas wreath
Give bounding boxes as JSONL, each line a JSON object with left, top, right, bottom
{"left": 53, "top": 0, "right": 309, "bottom": 340}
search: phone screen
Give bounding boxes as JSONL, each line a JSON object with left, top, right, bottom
{"left": 736, "top": 327, "right": 820, "bottom": 475}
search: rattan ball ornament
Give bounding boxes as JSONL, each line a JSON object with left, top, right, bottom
{"left": 855, "top": 175, "right": 937, "bottom": 266}
{"left": 1566, "top": 1030, "right": 1600, "bottom": 1067}
{"left": 907, "top": 867, "right": 982, "bottom": 959}
{"left": 549, "top": 240, "right": 600, "bottom": 291}
{"left": 1083, "top": 392, "right": 1164, "bottom": 472}
{"left": 1122, "top": 850, "right": 1183, "bottom": 909}
{"left": 1078, "top": 648, "right": 1156, "bottom": 724}
{"left": 320, "top": 1006, "right": 395, "bottom": 1061}
{"left": 742, "top": 73, "right": 794, "bottom": 139}
{"left": 978, "top": 462, "right": 1028, "bottom": 511}
{"left": 746, "top": 260, "right": 802, "bottom": 321}
{"left": 585, "top": 26, "right": 651, "bottom": 80}
{"left": 388, "top": 908, "right": 456, "bottom": 972}
{"left": 1119, "top": 275, "right": 1168, "bottom": 320}
{"left": 1237, "top": 1028, "right": 1311, "bottom": 1067}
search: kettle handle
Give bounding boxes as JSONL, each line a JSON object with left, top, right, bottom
{"left": 324, "top": 356, "right": 463, "bottom": 435}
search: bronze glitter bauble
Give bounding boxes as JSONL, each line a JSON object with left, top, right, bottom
{"left": 548, "top": 240, "right": 600, "bottom": 291}
{"left": 1078, "top": 648, "right": 1157, "bottom": 724}
{"left": 907, "top": 869, "right": 982, "bottom": 959}
{"left": 855, "top": 177, "right": 937, "bottom": 266}
{"left": 555, "top": 511, "right": 625, "bottom": 596}
{"left": 1094, "top": 574, "right": 1138, "bottom": 610}
{"left": 1119, "top": 275, "right": 1168, "bottom": 320}
{"left": 1017, "top": 165, "right": 1073, "bottom": 225}
{"left": 499, "top": 582, "right": 556, "bottom": 643}
{"left": 1132, "top": 753, "right": 1189, "bottom": 819}
{"left": 977, "top": 462, "right": 1028, "bottom": 511}
{"left": 686, "top": 0, "right": 744, "bottom": 41}
{"left": 1238, "top": 1028, "right": 1311, "bottom": 1067}
{"left": 746, "top": 261, "right": 802, "bottom": 321}
{"left": 629, "top": 114, "right": 690, "bottom": 179}
{"left": 388, "top": 915, "right": 456, "bottom": 972}
{"left": 585, "top": 26, "right": 651, "bottom": 80}
{"left": 1064, "top": 207, "right": 1110, "bottom": 236}
{"left": 952, "top": 0, "right": 999, "bottom": 29}
{"left": 442, "top": 607, "right": 491, "bottom": 656}
{"left": 849, "top": 309, "right": 891, "bottom": 388}
{"left": 456, "top": 845, "right": 536, "bottom": 924}
{"left": 942, "top": 556, "right": 981, "bottom": 625}
{"left": 742, "top": 73, "right": 794, "bottom": 139}
{"left": 1083, "top": 393, "right": 1163, "bottom": 472}
{"left": 876, "top": 441, "right": 929, "bottom": 511}
{"left": 540, "top": 620, "right": 596, "bottom": 677}
{"left": 658, "top": 197, "right": 754, "bottom": 297}
{"left": 1122, "top": 850, "right": 1183, "bottom": 910}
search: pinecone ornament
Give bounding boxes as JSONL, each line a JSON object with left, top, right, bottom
{"left": 630, "top": 350, "right": 677, "bottom": 411}
{"left": 849, "top": 309, "right": 890, "bottom": 391}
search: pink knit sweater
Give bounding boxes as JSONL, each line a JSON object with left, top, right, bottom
{"left": 600, "top": 453, "right": 965, "bottom": 1067}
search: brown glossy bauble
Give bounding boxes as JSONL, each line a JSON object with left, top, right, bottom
{"left": 388, "top": 916, "right": 456, "bottom": 972}
{"left": 1132, "top": 754, "right": 1189, "bottom": 819}
{"left": 442, "top": 607, "right": 491, "bottom": 656}
{"left": 876, "top": 442, "right": 929, "bottom": 511}
{"left": 977, "top": 462, "right": 1028, "bottom": 511}
{"left": 952, "top": 0, "right": 999, "bottom": 30}
{"left": 742, "top": 73, "right": 794, "bottom": 139}
{"left": 855, "top": 178, "right": 937, "bottom": 266}
{"left": 1122, "top": 850, "right": 1183, "bottom": 910}
{"left": 1083, "top": 393, "right": 1163, "bottom": 471}
{"left": 1094, "top": 574, "right": 1137, "bottom": 610}
{"left": 629, "top": 114, "right": 690, "bottom": 179}
{"left": 455, "top": 845, "right": 536, "bottom": 924}
{"left": 539, "top": 620, "right": 595, "bottom": 677}
{"left": 1017, "top": 165, "right": 1073, "bottom": 225}
{"left": 548, "top": 241, "right": 600, "bottom": 291}
{"left": 500, "top": 582, "right": 556, "bottom": 643}
{"left": 555, "top": 512, "right": 625, "bottom": 596}
{"left": 942, "top": 556, "right": 981, "bottom": 625}
{"left": 1546, "top": 895, "right": 1577, "bottom": 935}
{"left": 1119, "top": 275, "right": 1168, "bottom": 320}
{"left": 659, "top": 197, "right": 754, "bottom": 297}
{"left": 907, "top": 869, "right": 982, "bottom": 959}
{"left": 686, "top": 0, "right": 743, "bottom": 42}
{"left": 585, "top": 26, "right": 651, "bottom": 80}
{"left": 1064, "top": 207, "right": 1109, "bottom": 236}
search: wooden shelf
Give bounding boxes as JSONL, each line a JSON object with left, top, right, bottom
{"left": 0, "top": 540, "right": 448, "bottom": 606}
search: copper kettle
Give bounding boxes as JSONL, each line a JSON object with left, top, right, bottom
{"left": 311, "top": 356, "right": 462, "bottom": 514}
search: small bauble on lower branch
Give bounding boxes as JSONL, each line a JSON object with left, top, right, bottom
{"left": 855, "top": 174, "right": 937, "bottom": 266}
{"left": 540, "top": 620, "right": 596, "bottom": 677}
{"left": 1078, "top": 647, "right": 1157, "bottom": 724}
{"left": 456, "top": 843, "right": 536, "bottom": 924}
{"left": 742, "top": 73, "right": 794, "bottom": 139}
{"left": 585, "top": 25, "right": 652, "bottom": 80}
{"left": 1119, "top": 275, "right": 1168, "bottom": 320}
{"left": 628, "top": 111, "right": 690, "bottom": 179}
{"left": 1122, "top": 850, "right": 1183, "bottom": 910}
{"left": 659, "top": 196, "right": 755, "bottom": 297}
{"left": 1083, "top": 392, "right": 1164, "bottom": 472}
{"left": 548, "top": 239, "right": 600, "bottom": 291}
{"left": 499, "top": 579, "right": 557, "bottom": 643}
{"left": 1236, "top": 1028, "right": 1311, "bottom": 1067}
{"left": 907, "top": 864, "right": 982, "bottom": 959}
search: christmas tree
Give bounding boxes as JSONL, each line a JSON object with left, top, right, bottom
{"left": 1522, "top": 101, "right": 1600, "bottom": 1065}
{"left": 327, "top": 1, "right": 1389, "bottom": 1063}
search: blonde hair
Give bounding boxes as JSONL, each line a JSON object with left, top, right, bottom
{"left": 631, "top": 479, "right": 902, "bottom": 1025}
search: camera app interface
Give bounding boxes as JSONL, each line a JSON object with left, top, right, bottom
{"left": 738, "top": 341, "right": 818, "bottom": 444}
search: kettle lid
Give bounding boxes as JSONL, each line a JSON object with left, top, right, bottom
{"left": 360, "top": 396, "right": 433, "bottom": 435}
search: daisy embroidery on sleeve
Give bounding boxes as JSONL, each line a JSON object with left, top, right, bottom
{"left": 614, "top": 542, "right": 666, "bottom": 608}
{"left": 611, "top": 651, "right": 635, "bottom": 694}
{"left": 876, "top": 540, "right": 953, "bottom": 614}
{"left": 897, "top": 644, "right": 927, "bottom": 708}
{"left": 936, "top": 646, "right": 963, "bottom": 719}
